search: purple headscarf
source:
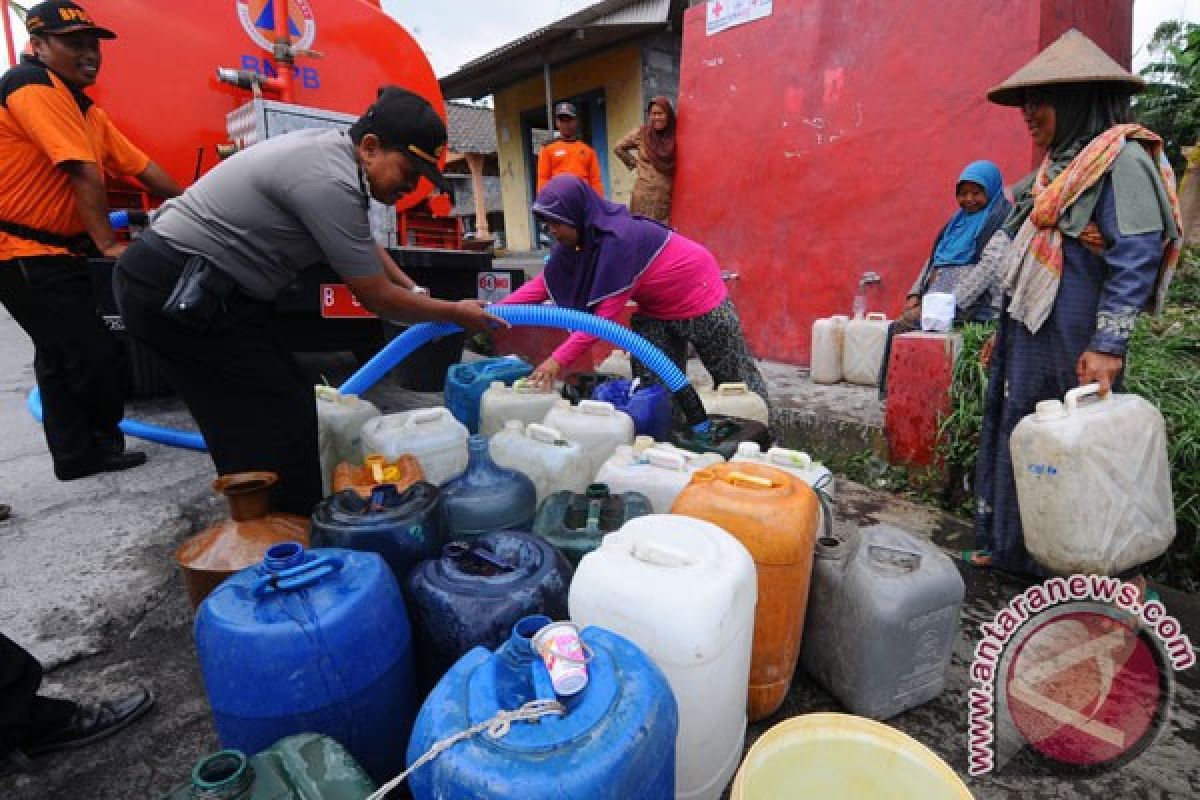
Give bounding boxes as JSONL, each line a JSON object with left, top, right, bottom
{"left": 533, "top": 175, "right": 671, "bottom": 310}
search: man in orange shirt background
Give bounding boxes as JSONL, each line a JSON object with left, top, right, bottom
{"left": 536, "top": 101, "right": 605, "bottom": 196}
{"left": 0, "top": 1, "right": 180, "bottom": 483}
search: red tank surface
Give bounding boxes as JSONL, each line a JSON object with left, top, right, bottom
{"left": 85, "top": 0, "right": 442, "bottom": 211}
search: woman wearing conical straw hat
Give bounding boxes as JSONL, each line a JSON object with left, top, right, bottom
{"left": 969, "top": 30, "right": 1182, "bottom": 578}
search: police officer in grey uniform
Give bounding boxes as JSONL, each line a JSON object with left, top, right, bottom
{"left": 113, "top": 87, "right": 505, "bottom": 515}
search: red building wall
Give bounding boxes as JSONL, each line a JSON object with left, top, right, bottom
{"left": 671, "top": 0, "right": 1133, "bottom": 365}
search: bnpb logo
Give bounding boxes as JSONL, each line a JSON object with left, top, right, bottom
{"left": 236, "top": 0, "right": 316, "bottom": 53}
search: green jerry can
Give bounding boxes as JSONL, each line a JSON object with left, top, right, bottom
{"left": 533, "top": 483, "right": 652, "bottom": 566}
{"left": 159, "top": 734, "right": 376, "bottom": 800}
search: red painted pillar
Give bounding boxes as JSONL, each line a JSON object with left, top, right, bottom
{"left": 884, "top": 332, "right": 961, "bottom": 466}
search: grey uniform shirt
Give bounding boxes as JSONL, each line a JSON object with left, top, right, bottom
{"left": 151, "top": 129, "right": 380, "bottom": 301}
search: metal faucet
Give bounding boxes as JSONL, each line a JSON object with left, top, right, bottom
{"left": 859, "top": 271, "right": 881, "bottom": 288}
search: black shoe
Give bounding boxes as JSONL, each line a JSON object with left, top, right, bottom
{"left": 23, "top": 687, "right": 154, "bottom": 757}
{"left": 99, "top": 451, "right": 147, "bottom": 473}
{"left": 55, "top": 451, "right": 148, "bottom": 481}
{"left": 0, "top": 504, "right": 9, "bottom": 521}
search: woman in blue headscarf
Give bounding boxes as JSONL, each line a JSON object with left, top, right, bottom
{"left": 905, "top": 160, "right": 1012, "bottom": 325}
{"left": 879, "top": 160, "right": 1012, "bottom": 395}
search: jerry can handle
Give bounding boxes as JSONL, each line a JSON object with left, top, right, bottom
{"left": 866, "top": 312, "right": 888, "bottom": 321}
{"left": 443, "top": 541, "right": 516, "bottom": 572}
{"left": 411, "top": 409, "right": 443, "bottom": 425}
{"left": 631, "top": 539, "right": 696, "bottom": 567}
{"left": 716, "top": 383, "right": 749, "bottom": 395}
{"left": 767, "top": 447, "right": 812, "bottom": 469}
{"left": 1065, "top": 383, "right": 1107, "bottom": 413}
{"left": 252, "top": 554, "right": 345, "bottom": 598}
{"left": 726, "top": 471, "right": 776, "bottom": 489}
{"left": 642, "top": 448, "right": 687, "bottom": 471}
{"left": 866, "top": 544, "right": 922, "bottom": 571}
{"left": 579, "top": 399, "right": 614, "bottom": 415}
{"left": 527, "top": 423, "right": 564, "bottom": 444}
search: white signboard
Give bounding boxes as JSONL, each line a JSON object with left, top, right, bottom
{"left": 706, "top": 0, "right": 773, "bottom": 36}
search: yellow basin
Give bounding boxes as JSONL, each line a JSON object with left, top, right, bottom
{"left": 732, "top": 713, "right": 973, "bottom": 799}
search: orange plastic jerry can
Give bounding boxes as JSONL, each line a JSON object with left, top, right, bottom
{"left": 671, "top": 463, "right": 819, "bottom": 720}
{"left": 332, "top": 454, "right": 425, "bottom": 498}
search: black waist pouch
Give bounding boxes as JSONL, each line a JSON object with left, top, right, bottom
{"left": 161, "top": 254, "right": 238, "bottom": 331}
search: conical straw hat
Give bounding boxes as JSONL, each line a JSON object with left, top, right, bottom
{"left": 987, "top": 28, "right": 1145, "bottom": 106}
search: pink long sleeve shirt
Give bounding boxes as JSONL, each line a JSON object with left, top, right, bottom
{"left": 501, "top": 231, "right": 727, "bottom": 369}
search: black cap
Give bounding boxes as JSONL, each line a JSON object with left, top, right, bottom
{"left": 554, "top": 101, "right": 578, "bottom": 118}
{"left": 355, "top": 86, "right": 452, "bottom": 195}
{"left": 25, "top": 1, "right": 116, "bottom": 39}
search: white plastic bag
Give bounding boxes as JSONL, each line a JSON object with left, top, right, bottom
{"left": 920, "top": 292, "right": 955, "bottom": 332}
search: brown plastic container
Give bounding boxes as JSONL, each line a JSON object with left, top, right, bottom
{"left": 332, "top": 454, "right": 425, "bottom": 498}
{"left": 175, "top": 472, "right": 310, "bottom": 609}
{"left": 671, "top": 462, "right": 818, "bottom": 720}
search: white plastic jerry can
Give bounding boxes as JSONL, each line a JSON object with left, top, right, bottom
{"left": 358, "top": 407, "right": 468, "bottom": 486}
{"left": 488, "top": 421, "right": 592, "bottom": 505}
{"left": 595, "top": 445, "right": 705, "bottom": 514}
{"left": 570, "top": 514, "right": 757, "bottom": 800}
{"left": 478, "top": 379, "right": 560, "bottom": 438}
{"left": 699, "top": 383, "right": 769, "bottom": 425}
{"left": 1009, "top": 384, "right": 1175, "bottom": 575}
{"left": 542, "top": 399, "right": 636, "bottom": 476}
{"left": 315, "top": 386, "right": 381, "bottom": 493}
{"left": 810, "top": 315, "right": 850, "bottom": 384}
{"left": 732, "top": 443, "right": 835, "bottom": 498}
{"left": 842, "top": 312, "right": 890, "bottom": 386}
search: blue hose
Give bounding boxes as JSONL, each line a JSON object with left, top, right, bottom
{"left": 26, "top": 304, "right": 708, "bottom": 452}
{"left": 27, "top": 387, "right": 208, "bottom": 451}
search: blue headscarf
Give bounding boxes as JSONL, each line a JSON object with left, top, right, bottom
{"left": 930, "top": 160, "right": 1007, "bottom": 267}
{"left": 533, "top": 175, "right": 670, "bottom": 310}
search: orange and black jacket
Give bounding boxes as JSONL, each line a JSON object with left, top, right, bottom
{"left": 0, "top": 55, "right": 148, "bottom": 260}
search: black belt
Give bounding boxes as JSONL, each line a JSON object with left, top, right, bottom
{"left": 0, "top": 218, "right": 96, "bottom": 256}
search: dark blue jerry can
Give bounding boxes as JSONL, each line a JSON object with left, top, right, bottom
{"left": 310, "top": 482, "right": 443, "bottom": 581}
{"left": 404, "top": 531, "right": 571, "bottom": 690}
{"left": 592, "top": 379, "right": 673, "bottom": 441}
{"left": 445, "top": 357, "right": 532, "bottom": 433}
{"left": 194, "top": 543, "right": 415, "bottom": 784}
{"left": 406, "top": 615, "right": 678, "bottom": 799}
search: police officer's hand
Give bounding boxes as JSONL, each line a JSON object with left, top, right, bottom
{"left": 452, "top": 299, "right": 510, "bottom": 333}
{"left": 102, "top": 242, "right": 128, "bottom": 259}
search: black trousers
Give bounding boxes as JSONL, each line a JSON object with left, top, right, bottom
{"left": 0, "top": 256, "right": 126, "bottom": 475}
{"left": 0, "top": 633, "right": 74, "bottom": 752}
{"left": 113, "top": 237, "right": 321, "bottom": 516}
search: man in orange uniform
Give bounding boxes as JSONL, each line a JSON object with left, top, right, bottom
{"left": 536, "top": 101, "right": 605, "bottom": 196}
{"left": 0, "top": 1, "right": 180, "bottom": 481}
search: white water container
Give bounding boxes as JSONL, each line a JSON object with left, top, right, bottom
{"left": 800, "top": 524, "right": 964, "bottom": 720}
{"left": 478, "top": 379, "right": 560, "bottom": 438}
{"left": 571, "top": 515, "right": 757, "bottom": 800}
{"left": 596, "top": 446, "right": 708, "bottom": 513}
{"left": 843, "top": 312, "right": 890, "bottom": 386}
{"left": 595, "top": 349, "right": 634, "bottom": 378}
{"left": 648, "top": 442, "right": 726, "bottom": 470}
{"left": 542, "top": 399, "right": 635, "bottom": 476}
{"left": 1010, "top": 384, "right": 1175, "bottom": 575}
{"left": 489, "top": 421, "right": 592, "bottom": 505}
{"left": 732, "top": 443, "right": 835, "bottom": 497}
{"left": 810, "top": 314, "right": 849, "bottom": 384}
{"left": 359, "top": 407, "right": 468, "bottom": 486}
{"left": 699, "top": 383, "right": 769, "bottom": 425}
{"left": 315, "top": 387, "right": 381, "bottom": 494}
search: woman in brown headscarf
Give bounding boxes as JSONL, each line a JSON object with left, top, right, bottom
{"left": 614, "top": 96, "right": 676, "bottom": 223}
